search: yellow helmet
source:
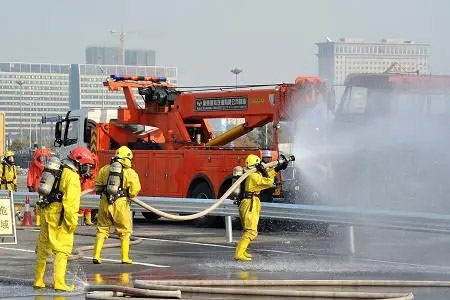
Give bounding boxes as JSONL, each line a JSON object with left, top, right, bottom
{"left": 245, "top": 154, "right": 260, "bottom": 168}
{"left": 4, "top": 151, "right": 14, "bottom": 158}
{"left": 115, "top": 146, "right": 133, "bottom": 160}
{"left": 114, "top": 146, "right": 133, "bottom": 168}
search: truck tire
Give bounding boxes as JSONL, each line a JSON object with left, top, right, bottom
{"left": 190, "top": 181, "right": 214, "bottom": 199}
{"left": 190, "top": 181, "right": 224, "bottom": 228}
{"left": 142, "top": 211, "right": 161, "bottom": 221}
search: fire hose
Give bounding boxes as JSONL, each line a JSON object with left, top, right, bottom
{"left": 10, "top": 159, "right": 282, "bottom": 275}
{"left": 10, "top": 160, "right": 283, "bottom": 277}
{"left": 80, "top": 159, "right": 282, "bottom": 221}
{"left": 83, "top": 279, "right": 450, "bottom": 300}
{"left": 4, "top": 277, "right": 450, "bottom": 299}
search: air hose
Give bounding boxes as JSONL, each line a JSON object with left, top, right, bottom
{"left": 81, "top": 160, "right": 280, "bottom": 221}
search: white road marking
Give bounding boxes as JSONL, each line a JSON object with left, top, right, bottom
{"left": 137, "top": 237, "right": 235, "bottom": 249}
{"left": 10, "top": 232, "right": 450, "bottom": 271}
{"left": 0, "top": 246, "right": 169, "bottom": 268}
{"left": 136, "top": 237, "right": 450, "bottom": 270}
{"left": 81, "top": 255, "right": 169, "bottom": 268}
{"left": 137, "top": 236, "right": 293, "bottom": 254}
{"left": 0, "top": 246, "right": 34, "bottom": 253}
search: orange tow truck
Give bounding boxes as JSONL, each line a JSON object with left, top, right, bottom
{"left": 54, "top": 75, "right": 327, "bottom": 219}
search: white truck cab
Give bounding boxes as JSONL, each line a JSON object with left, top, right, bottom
{"left": 54, "top": 108, "right": 118, "bottom": 158}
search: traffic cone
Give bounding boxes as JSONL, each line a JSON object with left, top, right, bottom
{"left": 22, "top": 196, "right": 33, "bottom": 226}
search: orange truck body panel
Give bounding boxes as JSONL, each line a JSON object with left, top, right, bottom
{"left": 96, "top": 147, "right": 262, "bottom": 198}
{"left": 85, "top": 76, "right": 326, "bottom": 198}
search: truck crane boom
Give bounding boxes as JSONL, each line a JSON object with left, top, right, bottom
{"left": 102, "top": 75, "right": 326, "bottom": 150}
{"left": 53, "top": 75, "right": 328, "bottom": 208}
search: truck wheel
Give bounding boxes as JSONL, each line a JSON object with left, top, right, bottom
{"left": 190, "top": 181, "right": 214, "bottom": 199}
{"left": 142, "top": 212, "right": 161, "bottom": 221}
{"left": 190, "top": 182, "right": 224, "bottom": 228}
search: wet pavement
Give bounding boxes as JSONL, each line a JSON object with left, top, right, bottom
{"left": 0, "top": 217, "right": 450, "bottom": 299}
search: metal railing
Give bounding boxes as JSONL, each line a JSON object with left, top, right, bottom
{"left": 7, "top": 191, "right": 450, "bottom": 246}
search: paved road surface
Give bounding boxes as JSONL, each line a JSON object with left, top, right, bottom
{"left": 1, "top": 218, "right": 450, "bottom": 299}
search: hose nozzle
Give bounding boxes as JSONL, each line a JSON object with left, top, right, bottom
{"left": 279, "top": 154, "right": 295, "bottom": 164}
{"left": 286, "top": 155, "right": 295, "bottom": 162}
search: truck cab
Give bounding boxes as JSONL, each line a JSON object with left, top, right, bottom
{"left": 328, "top": 73, "right": 450, "bottom": 211}
{"left": 336, "top": 73, "right": 450, "bottom": 120}
{"left": 54, "top": 109, "right": 116, "bottom": 157}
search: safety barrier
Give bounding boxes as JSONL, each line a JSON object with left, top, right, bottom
{"left": 6, "top": 191, "right": 450, "bottom": 250}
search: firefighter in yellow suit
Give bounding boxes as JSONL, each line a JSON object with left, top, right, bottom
{"left": 234, "top": 154, "right": 288, "bottom": 261}
{"left": 93, "top": 146, "right": 141, "bottom": 264}
{"left": 33, "top": 147, "right": 96, "bottom": 291}
{"left": 0, "top": 151, "right": 20, "bottom": 214}
{"left": 0, "top": 151, "right": 17, "bottom": 191}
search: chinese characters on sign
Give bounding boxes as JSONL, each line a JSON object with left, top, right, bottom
{"left": 0, "top": 197, "right": 14, "bottom": 236}
{"left": 195, "top": 97, "right": 248, "bottom": 112}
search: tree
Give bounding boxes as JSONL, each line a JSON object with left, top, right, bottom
{"left": 9, "top": 139, "right": 27, "bottom": 151}
{"left": 233, "top": 132, "right": 259, "bottom": 148}
{"left": 254, "top": 125, "right": 273, "bottom": 148}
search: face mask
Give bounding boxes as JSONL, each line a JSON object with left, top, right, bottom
{"left": 262, "top": 157, "right": 272, "bottom": 164}
{"left": 80, "top": 164, "right": 94, "bottom": 179}
{"left": 5, "top": 156, "right": 14, "bottom": 165}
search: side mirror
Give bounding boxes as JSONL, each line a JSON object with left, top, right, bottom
{"left": 54, "top": 121, "right": 62, "bottom": 147}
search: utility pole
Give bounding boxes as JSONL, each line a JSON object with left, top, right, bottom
{"left": 110, "top": 24, "right": 127, "bottom": 65}
{"left": 230, "top": 68, "right": 243, "bottom": 89}
{"left": 15, "top": 80, "right": 25, "bottom": 141}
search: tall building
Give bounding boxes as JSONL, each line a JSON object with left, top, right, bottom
{"left": 0, "top": 62, "right": 177, "bottom": 144}
{"left": 85, "top": 46, "right": 156, "bottom": 66}
{"left": 0, "top": 62, "right": 70, "bottom": 145}
{"left": 69, "top": 64, "right": 177, "bottom": 110}
{"left": 316, "top": 38, "right": 430, "bottom": 87}
{"left": 125, "top": 49, "right": 156, "bottom": 66}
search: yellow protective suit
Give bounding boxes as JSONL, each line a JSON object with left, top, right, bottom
{"left": 0, "top": 163, "right": 20, "bottom": 213}
{"left": 33, "top": 167, "right": 81, "bottom": 291}
{"left": 234, "top": 168, "right": 276, "bottom": 261}
{"left": 93, "top": 164, "right": 141, "bottom": 264}
{"left": 0, "top": 163, "right": 17, "bottom": 191}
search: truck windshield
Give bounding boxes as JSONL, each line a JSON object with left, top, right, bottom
{"left": 67, "top": 120, "right": 79, "bottom": 141}
{"left": 62, "top": 119, "right": 79, "bottom": 146}
{"left": 341, "top": 86, "right": 450, "bottom": 115}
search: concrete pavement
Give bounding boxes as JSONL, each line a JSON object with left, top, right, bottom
{"left": 1, "top": 219, "right": 450, "bottom": 299}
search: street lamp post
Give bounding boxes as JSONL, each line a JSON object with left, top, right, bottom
{"left": 29, "top": 98, "right": 32, "bottom": 148}
{"left": 230, "top": 68, "right": 243, "bottom": 89}
{"left": 15, "top": 80, "right": 25, "bottom": 141}
{"left": 34, "top": 101, "right": 38, "bottom": 146}
{"left": 229, "top": 68, "right": 244, "bottom": 142}
{"left": 98, "top": 66, "right": 106, "bottom": 108}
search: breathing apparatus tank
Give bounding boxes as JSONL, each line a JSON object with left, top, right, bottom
{"left": 231, "top": 166, "right": 244, "bottom": 201}
{"left": 38, "top": 157, "right": 62, "bottom": 197}
{"left": 105, "top": 161, "right": 123, "bottom": 203}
